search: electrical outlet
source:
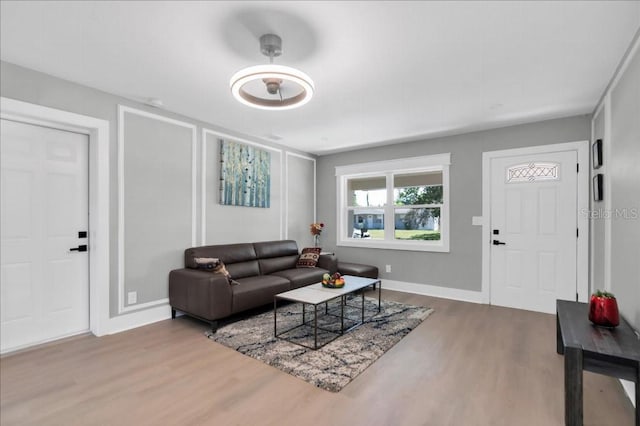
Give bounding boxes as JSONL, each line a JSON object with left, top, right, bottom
{"left": 385, "top": 264, "right": 392, "bottom": 273}
{"left": 127, "top": 291, "right": 137, "bottom": 305}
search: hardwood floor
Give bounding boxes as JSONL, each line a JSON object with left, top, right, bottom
{"left": 1, "top": 290, "right": 635, "bottom": 425}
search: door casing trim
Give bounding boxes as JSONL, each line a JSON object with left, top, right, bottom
{"left": 1, "top": 96, "right": 110, "bottom": 338}
{"left": 481, "top": 141, "right": 590, "bottom": 307}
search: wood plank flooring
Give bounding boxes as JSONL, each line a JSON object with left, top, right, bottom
{"left": 1, "top": 290, "right": 635, "bottom": 425}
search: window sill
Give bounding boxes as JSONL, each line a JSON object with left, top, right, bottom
{"left": 337, "top": 239, "right": 449, "bottom": 253}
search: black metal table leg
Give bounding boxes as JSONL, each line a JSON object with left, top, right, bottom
{"left": 314, "top": 304, "right": 318, "bottom": 350}
{"left": 341, "top": 295, "right": 344, "bottom": 333}
{"left": 274, "top": 298, "right": 277, "bottom": 336}
{"left": 377, "top": 279, "right": 381, "bottom": 312}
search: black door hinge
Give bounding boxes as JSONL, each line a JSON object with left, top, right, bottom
{"left": 576, "top": 163, "right": 579, "bottom": 173}
{"left": 576, "top": 228, "right": 579, "bottom": 238}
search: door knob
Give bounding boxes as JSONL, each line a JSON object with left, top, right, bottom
{"left": 70, "top": 245, "right": 87, "bottom": 252}
{"left": 492, "top": 240, "right": 506, "bottom": 246}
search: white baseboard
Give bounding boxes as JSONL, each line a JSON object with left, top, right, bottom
{"left": 382, "top": 279, "right": 484, "bottom": 304}
{"left": 620, "top": 379, "right": 636, "bottom": 408}
{"left": 106, "top": 303, "right": 172, "bottom": 335}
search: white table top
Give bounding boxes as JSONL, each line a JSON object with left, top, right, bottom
{"left": 275, "top": 275, "right": 379, "bottom": 305}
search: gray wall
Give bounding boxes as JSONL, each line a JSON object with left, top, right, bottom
{"left": 317, "top": 116, "right": 591, "bottom": 292}
{"left": 608, "top": 42, "right": 640, "bottom": 331}
{"left": 286, "top": 154, "right": 316, "bottom": 248}
{"left": 0, "top": 60, "right": 316, "bottom": 317}
{"left": 123, "top": 113, "right": 194, "bottom": 307}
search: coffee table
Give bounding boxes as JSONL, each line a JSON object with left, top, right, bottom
{"left": 274, "top": 275, "right": 381, "bottom": 350}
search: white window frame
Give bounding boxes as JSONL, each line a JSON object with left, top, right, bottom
{"left": 336, "top": 153, "right": 450, "bottom": 252}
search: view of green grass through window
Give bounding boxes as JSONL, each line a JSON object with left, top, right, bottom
{"left": 347, "top": 171, "right": 443, "bottom": 241}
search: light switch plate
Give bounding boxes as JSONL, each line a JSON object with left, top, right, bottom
{"left": 472, "top": 216, "right": 483, "bottom": 226}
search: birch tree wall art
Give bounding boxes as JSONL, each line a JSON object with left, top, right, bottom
{"left": 219, "top": 140, "right": 271, "bottom": 208}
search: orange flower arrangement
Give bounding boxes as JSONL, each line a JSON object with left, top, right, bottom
{"left": 310, "top": 222, "right": 324, "bottom": 236}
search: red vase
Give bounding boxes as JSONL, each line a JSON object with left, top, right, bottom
{"left": 588, "top": 295, "right": 620, "bottom": 327}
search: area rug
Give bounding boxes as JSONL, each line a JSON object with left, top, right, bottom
{"left": 206, "top": 297, "right": 433, "bottom": 392}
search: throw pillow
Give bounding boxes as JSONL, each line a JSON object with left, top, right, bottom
{"left": 194, "top": 257, "right": 218, "bottom": 271}
{"left": 193, "top": 257, "right": 239, "bottom": 285}
{"left": 296, "top": 247, "right": 322, "bottom": 268}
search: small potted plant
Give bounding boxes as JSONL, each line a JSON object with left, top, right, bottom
{"left": 588, "top": 290, "right": 620, "bottom": 327}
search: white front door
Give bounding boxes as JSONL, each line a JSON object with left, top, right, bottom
{"left": 1, "top": 119, "right": 89, "bottom": 352}
{"left": 489, "top": 150, "right": 578, "bottom": 314}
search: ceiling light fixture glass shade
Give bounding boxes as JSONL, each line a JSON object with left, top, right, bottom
{"left": 230, "top": 34, "right": 314, "bottom": 110}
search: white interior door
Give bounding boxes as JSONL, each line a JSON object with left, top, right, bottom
{"left": 1, "top": 119, "right": 89, "bottom": 352}
{"left": 490, "top": 150, "right": 578, "bottom": 314}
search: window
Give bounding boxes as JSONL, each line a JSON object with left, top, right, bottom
{"left": 506, "top": 162, "right": 559, "bottom": 183}
{"left": 336, "top": 153, "right": 450, "bottom": 252}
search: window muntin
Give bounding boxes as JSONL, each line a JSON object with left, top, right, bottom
{"left": 336, "top": 154, "right": 450, "bottom": 252}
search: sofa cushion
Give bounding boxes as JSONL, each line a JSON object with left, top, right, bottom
{"left": 259, "top": 255, "right": 298, "bottom": 275}
{"left": 231, "top": 275, "right": 290, "bottom": 313}
{"left": 253, "top": 240, "right": 299, "bottom": 259}
{"left": 193, "top": 257, "right": 218, "bottom": 271}
{"left": 271, "top": 267, "right": 328, "bottom": 289}
{"left": 225, "top": 260, "right": 260, "bottom": 279}
{"left": 296, "top": 247, "right": 321, "bottom": 268}
{"left": 185, "top": 243, "right": 256, "bottom": 269}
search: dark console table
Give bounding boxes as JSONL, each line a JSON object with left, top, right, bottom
{"left": 556, "top": 300, "right": 640, "bottom": 426}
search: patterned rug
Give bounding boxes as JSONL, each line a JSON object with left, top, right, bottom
{"left": 206, "top": 297, "right": 433, "bottom": 392}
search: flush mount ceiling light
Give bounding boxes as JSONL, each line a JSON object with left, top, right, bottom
{"left": 230, "top": 34, "right": 314, "bottom": 110}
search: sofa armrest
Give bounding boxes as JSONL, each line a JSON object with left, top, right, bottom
{"left": 337, "top": 261, "right": 379, "bottom": 279}
{"left": 318, "top": 253, "right": 337, "bottom": 275}
{"left": 169, "top": 269, "right": 233, "bottom": 320}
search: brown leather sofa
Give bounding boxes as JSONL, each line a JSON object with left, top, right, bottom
{"left": 169, "top": 240, "right": 342, "bottom": 331}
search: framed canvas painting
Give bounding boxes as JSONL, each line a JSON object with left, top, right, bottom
{"left": 219, "top": 140, "right": 271, "bottom": 208}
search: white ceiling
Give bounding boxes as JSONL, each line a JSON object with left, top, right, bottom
{"left": 1, "top": 1, "right": 639, "bottom": 155}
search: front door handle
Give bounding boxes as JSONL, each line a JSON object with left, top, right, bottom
{"left": 70, "top": 245, "right": 87, "bottom": 252}
{"left": 492, "top": 240, "right": 506, "bottom": 246}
